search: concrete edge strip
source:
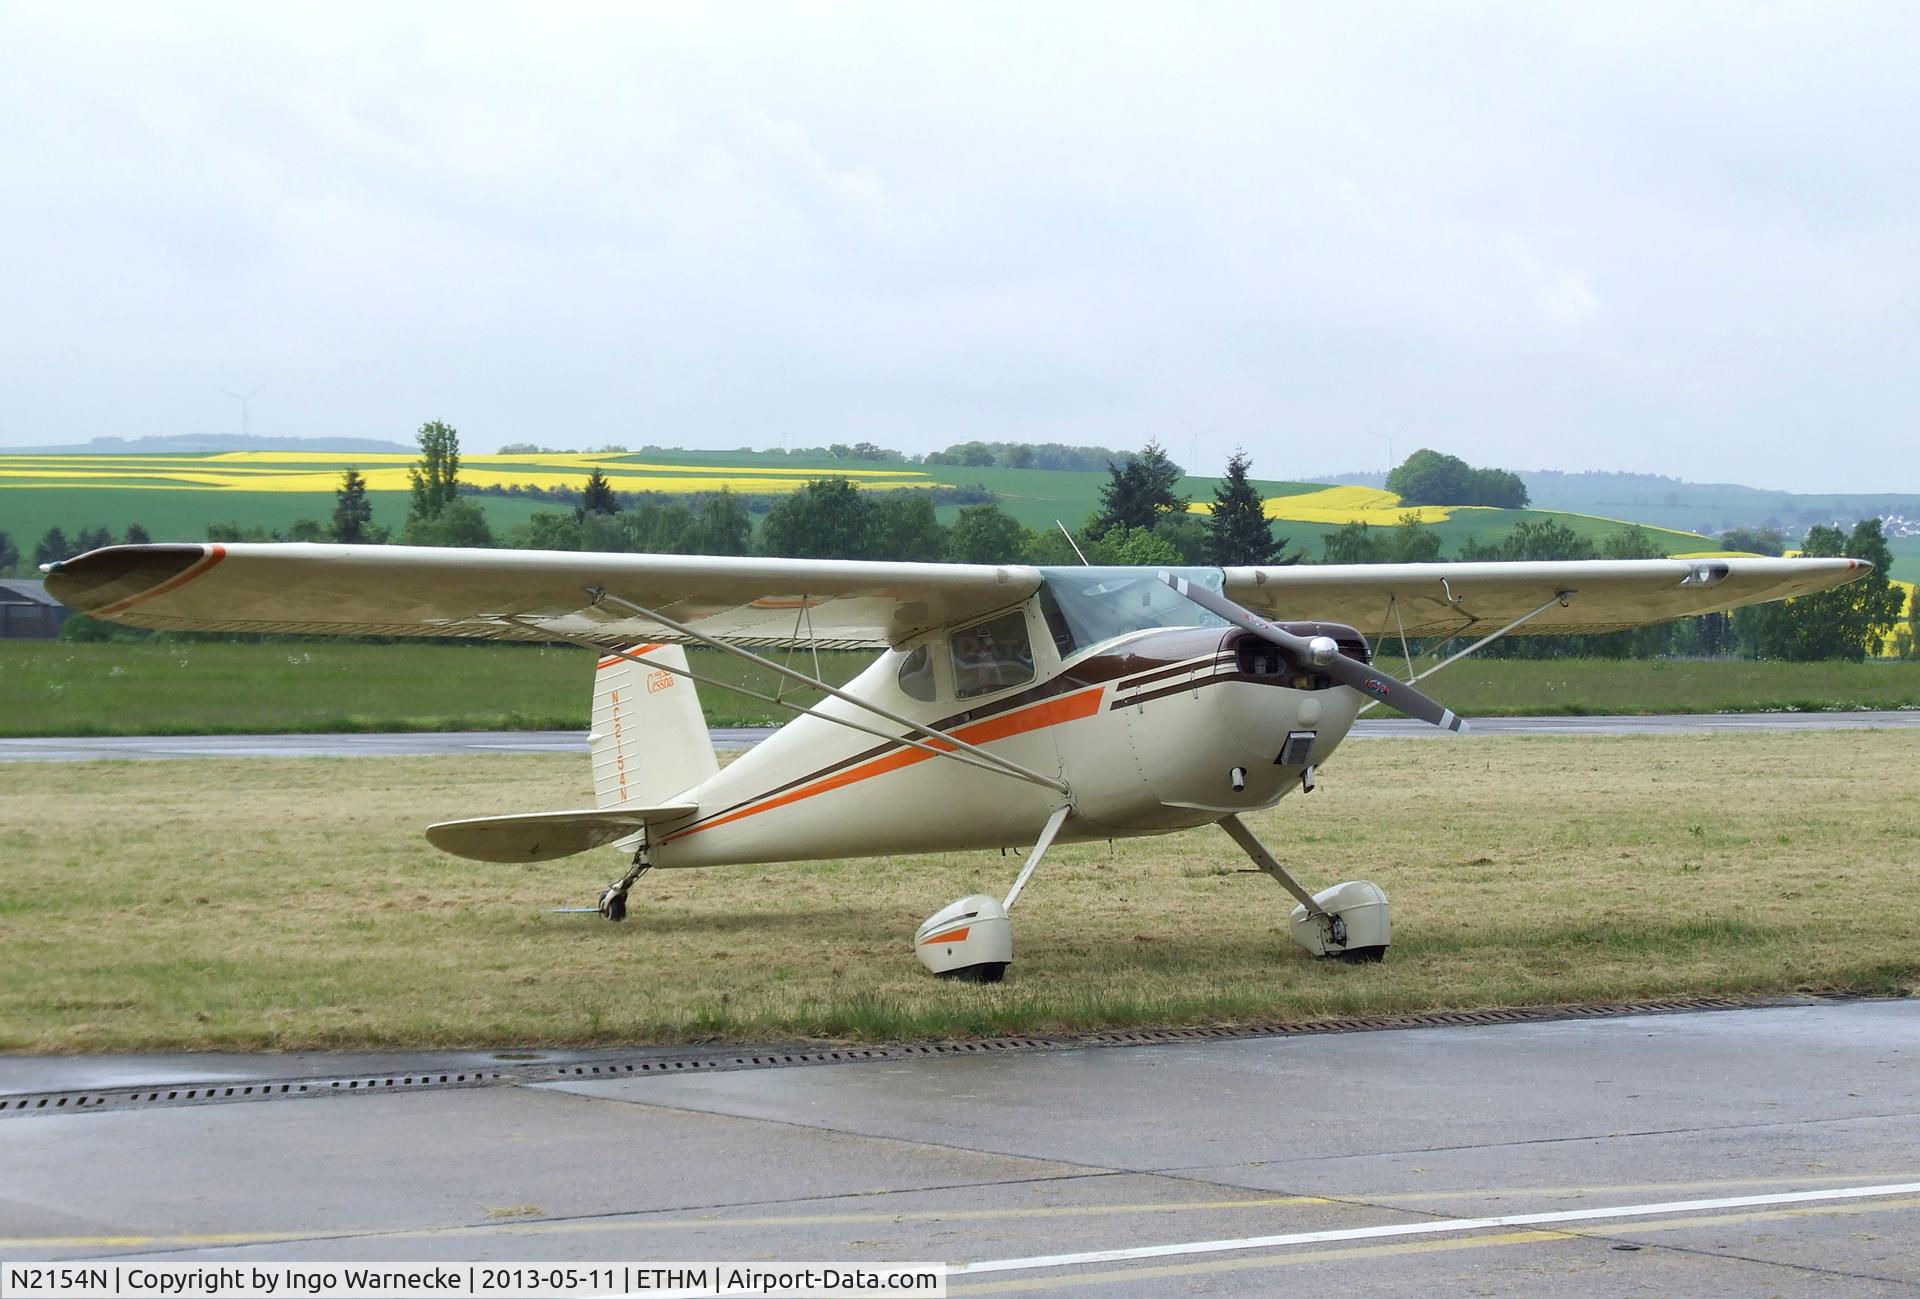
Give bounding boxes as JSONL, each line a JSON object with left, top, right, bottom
{"left": 0, "top": 993, "right": 1873, "bottom": 1120}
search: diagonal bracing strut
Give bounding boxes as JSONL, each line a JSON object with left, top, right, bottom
{"left": 1357, "top": 590, "right": 1576, "bottom": 716}
{"left": 583, "top": 588, "right": 1069, "bottom": 794}
{"left": 506, "top": 617, "right": 1051, "bottom": 790}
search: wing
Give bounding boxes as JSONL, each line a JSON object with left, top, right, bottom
{"left": 43, "top": 543, "right": 1042, "bottom": 649}
{"left": 1224, "top": 557, "right": 1870, "bottom": 639}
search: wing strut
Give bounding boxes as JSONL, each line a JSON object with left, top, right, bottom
{"left": 509, "top": 617, "right": 1062, "bottom": 791}
{"left": 573, "top": 590, "right": 1071, "bottom": 794}
{"left": 1355, "top": 590, "right": 1576, "bottom": 715}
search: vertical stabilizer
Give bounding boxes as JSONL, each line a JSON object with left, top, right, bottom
{"left": 590, "top": 645, "right": 718, "bottom": 810}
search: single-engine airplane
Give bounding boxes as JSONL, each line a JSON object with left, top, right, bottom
{"left": 45, "top": 543, "right": 1869, "bottom": 980}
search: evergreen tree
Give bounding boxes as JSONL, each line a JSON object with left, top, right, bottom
{"left": 1206, "top": 449, "right": 1286, "bottom": 565}
{"left": 0, "top": 530, "right": 17, "bottom": 576}
{"left": 331, "top": 468, "right": 376, "bottom": 543}
{"left": 34, "top": 527, "right": 71, "bottom": 567}
{"left": 1092, "top": 440, "right": 1189, "bottom": 538}
{"left": 125, "top": 523, "right": 152, "bottom": 545}
{"left": 406, "top": 420, "right": 462, "bottom": 525}
{"left": 74, "top": 526, "right": 115, "bottom": 554}
{"left": 580, "top": 469, "right": 620, "bottom": 516}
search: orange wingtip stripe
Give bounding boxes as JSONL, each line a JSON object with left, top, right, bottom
{"left": 920, "top": 926, "right": 970, "bottom": 946}
{"left": 91, "top": 544, "right": 228, "bottom": 618}
{"left": 665, "top": 686, "right": 1102, "bottom": 843}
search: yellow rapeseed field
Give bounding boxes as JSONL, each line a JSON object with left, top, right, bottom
{"left": 1188, "top": 485, "right": 1458, "bottom": 525}
{"left": 0, "top": 450, "right": 941, "bottom": 495}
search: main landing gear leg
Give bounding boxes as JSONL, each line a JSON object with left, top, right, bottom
{"left": 915, "top": 805, "right": 1072, "bottom": 982}
{"left": 598, "top": 845, "right": 653, "bottom": 922}
{"left": 1218, "top": 814, "right": 1392, "bottom": 963}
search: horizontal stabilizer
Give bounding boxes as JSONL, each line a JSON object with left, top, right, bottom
{"left": 426, "top": 804, "right": 696, "bottom": 863}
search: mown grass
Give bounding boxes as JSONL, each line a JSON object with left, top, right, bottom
{"left": 2, "top": 642, "right": 1915, "bottom": 737}
{"left": 0, "top": 731, "right": 1913, "bottom": 1053}
{"left": 0, "top": 641, "right": 869, "bottom": 735}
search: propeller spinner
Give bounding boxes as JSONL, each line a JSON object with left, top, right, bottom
{"left": 1158, "top": 572, "right": 1469, "bottom": 733}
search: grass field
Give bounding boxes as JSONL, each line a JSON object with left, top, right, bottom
{"left": 3, "top": 642, "right": 1916, "bottom": 737}
{"left": 2, "top": 730, "right": 1913, "bottom": 1053}
{"left": 4, "top": 643, "right": 1917, "bottom": 736}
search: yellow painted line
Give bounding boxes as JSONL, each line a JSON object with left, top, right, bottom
{"left": 1366, "top": 1170, "right": 1920, "bottom": 1204}
{"left": 949, "top": 1197, "right": 1920, "bottom": 1294}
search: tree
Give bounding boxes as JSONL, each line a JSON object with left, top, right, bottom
{"left": 331, "top": 468, "right": 376, "bottom": 543}
{"left": 1388, "top": 449, "right": 1529, "bottom": 508}
{"left": 1106, "top": 526, "right": 1183, "bottom": 566}
{"left": 869, "top": 490, "right": 945, "bottom": 563}
{"left": 580, "top": 469, "right": 620, "bottom": 516}
{"left": 688, "top": 490, "right": 752, "bottom": 556}
{"left": 1719, "top": 526, "right": 1785, "bottom": 556}
{"left": 1318, "top": 515, "right": 1442, "bottom": 565}
{"left": 1206, "top": 449, "right": 1291, "bottom": 565}
{"left": 74, "top": 526, "right": 115, "bottom": 554}
{"left": 947, "top": 505, "right": 1032, "bottom": 564}
{"left": 125, "top": 523, "right": 152, "bottom": 545}
{"left": 406, "top": 420, "right": 463, "bottom": 525}
{"left": 0, "top": 530, "right": 17, "bottom": 575}
{"left": 1894, "top": 585, "right": 1920, "bottom": 660}
{"left": 1735, "top": 519, "right": 1902, "bottom": 661}
{"left": 404, "top": 498, "right": 495, "bottom": 548}
{"left": 1091, "top": 440, "right": 1189, "bottom": 538}
{"left": 518, "top": 511, "right": 582, "bottom": 551}
{"left": 1456, "top": 518, "right": 1595, "bottom": 562}
{"left": 34, "top": 527, "right": 71, "bottom": 567}
{"left": 760, "top": 478, "right": 877, "bottom": 559}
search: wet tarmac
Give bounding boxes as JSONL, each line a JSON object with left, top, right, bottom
{"left": 1, "top": 711, "right": 1914, "bottom": 762}
{"left": 3, "top": 1000, "right": 1916, "bottom": 1295}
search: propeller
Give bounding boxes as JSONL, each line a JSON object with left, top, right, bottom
{"left": 1158, "top": 571, "right": 1469, "bottom": 733}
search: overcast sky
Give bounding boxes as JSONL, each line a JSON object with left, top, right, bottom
{"left": 2, "top": 2, "right": 1915, "bottom": 490}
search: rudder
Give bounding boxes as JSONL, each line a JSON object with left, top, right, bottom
{"left": 590, "top": 644, "right": 718, "bottom": 810}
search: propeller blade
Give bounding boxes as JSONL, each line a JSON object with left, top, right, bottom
{"left": 1157, "top": 572, "right": 1469, "bottom": 733}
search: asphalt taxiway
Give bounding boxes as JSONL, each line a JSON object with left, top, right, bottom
{"left": 3, "top": 1000, "right": 1916, "bottom": 1295}
{"left": 1, "top": 710, "right": 1913, "bottom": 762}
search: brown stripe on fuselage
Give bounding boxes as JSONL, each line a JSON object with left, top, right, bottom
{"left": 668, "top": 629, "right": 1233, "bottom": 835}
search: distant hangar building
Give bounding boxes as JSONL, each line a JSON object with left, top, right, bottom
{"left": 0, "top": 579, "right": 74, "bottom": 639}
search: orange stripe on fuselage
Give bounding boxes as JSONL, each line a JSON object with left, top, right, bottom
{"left": 920, "top": 926, "right": 970, "bottom": 946}
{"left": 597, "top": 643, "right": 663, "bottom": 669}
{"left": 664, "top": 685, "right": 1103, "bottom": 842}
{"left": 91, "top": 544, "right": 228, "bottom": 618}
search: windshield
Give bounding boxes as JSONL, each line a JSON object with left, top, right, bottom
{"left": 1039, "top": 566, "right": 1226, "bottom": 657}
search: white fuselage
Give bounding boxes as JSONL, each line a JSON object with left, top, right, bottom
{"left": 649, "top": 594, "right": 1364, "bottom": 869}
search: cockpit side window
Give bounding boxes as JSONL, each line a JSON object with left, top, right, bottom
{"left": 1038, "top": 585, "right": 1076, "bottom": 658}
{"left": 949, "top": 609, "right": 1035, "bottom": 699}
{"left": 897, "top": 644, "right": 937, "bottom": 702}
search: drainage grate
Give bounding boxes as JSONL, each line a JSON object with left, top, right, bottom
{"left": 0, "top": 993, "right": 1843, "bottom": 1119}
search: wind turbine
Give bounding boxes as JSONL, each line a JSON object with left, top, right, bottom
{"left": 1364, "top": 421, "right": 1408, "bottom": 475}
{"left": 218, "top": 382, "right": 269, "bottom": 439}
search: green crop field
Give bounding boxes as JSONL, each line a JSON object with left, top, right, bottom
{"left": 1888, "top": 535, "right": 1920, "bottom": 584}
{"left": 2, "top": 446, "right": 1727, "bottom": 562}
{"left": 3, "top": 642, "right": 1915, "bottom": 737}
